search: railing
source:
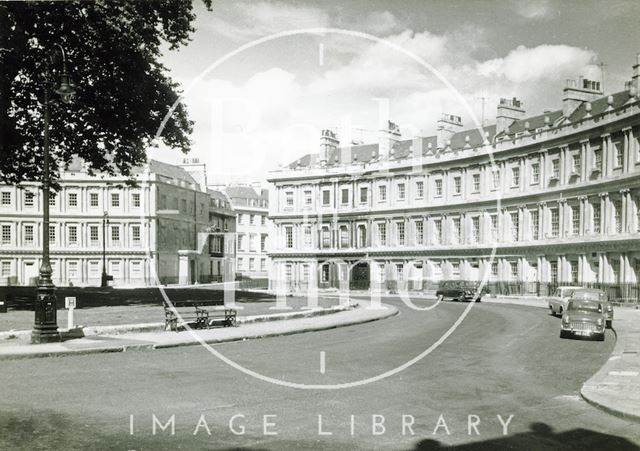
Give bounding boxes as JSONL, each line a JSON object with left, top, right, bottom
{"left": 237, "top": 278, "right": 269, "bottom": 290}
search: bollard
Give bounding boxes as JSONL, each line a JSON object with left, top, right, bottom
{"left": 65, "top": 297, "right": 76, "bottom": 329}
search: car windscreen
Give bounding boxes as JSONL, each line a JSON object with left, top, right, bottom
{"left": 567, "top": 301, "right": 601, "bottom": 313}
{"left": 572, "top": 292, "right": 603, "bottom": 301}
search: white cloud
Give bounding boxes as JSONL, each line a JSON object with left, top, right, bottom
{"left": 477, "top": 45, "right": 597, "bottom": 83}
{"left": 358, "top": 10, "right": 403, "bottom": 35}
{"left": 206, "top": 1, "right": 330, "bottom": 41}
{"left": 511, "top": 0, "right": 553, "bottom": 20}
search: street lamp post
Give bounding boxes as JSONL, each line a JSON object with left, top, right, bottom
{"left": 31, "top": 44, "right": 76, "bottom": 344}
{"left": 101, "top": 211, "right": 109, "bottom": 288}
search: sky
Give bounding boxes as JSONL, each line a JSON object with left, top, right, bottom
{"left": 151, "top": 0, "right": 640, "bottom": 186}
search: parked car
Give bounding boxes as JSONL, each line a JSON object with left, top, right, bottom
{"left": 435, "top": 281, "right": 486, "bottom": 302}
{"left": 560, "top": 299, "right": 606, "bottom": 341}
{"left": 570, "top": 288, "right": 613, "bottom": 328}
{"left": 547, "top": 286, "right": 581, "bottom": 316}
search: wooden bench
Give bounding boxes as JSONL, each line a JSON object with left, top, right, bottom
{"left": 163, "top": 300, "right": 237, "bottom": 332}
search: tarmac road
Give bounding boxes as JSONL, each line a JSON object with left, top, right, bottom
{"left": 0, "top": 296, "right": 638, "bottom": 450}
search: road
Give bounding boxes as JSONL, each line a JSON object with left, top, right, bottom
{"left": 1, "top": 297, "right": 638, "bottom": 450}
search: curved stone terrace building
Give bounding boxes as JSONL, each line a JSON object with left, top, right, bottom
{"left": 267, "top": 54, "right": 640, "bottom": 302}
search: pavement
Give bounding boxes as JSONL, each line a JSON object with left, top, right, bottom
{"left": 0, "top": 299, "right": 398, "bottom": 360}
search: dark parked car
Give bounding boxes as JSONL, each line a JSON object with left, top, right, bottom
{"left": 435, "top": 281, "right": 486, "bottom": 302}
{"left": 570, "top": 288, "right": 613, "bottom": 328}
{"left": 560, "top": 299, "right": 606, "bottom": 341}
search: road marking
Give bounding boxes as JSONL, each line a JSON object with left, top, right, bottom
{"left": 608, "top": 371, "right": 639, "bottom": 377}
{"left": 318, "top": 43, "right": 324, "bottom": 66}
{"left": 320, "top": 351, "right": 326, "bottom": 374}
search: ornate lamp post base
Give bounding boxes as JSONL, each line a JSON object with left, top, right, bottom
{"left": 31, "top": 286, "right": 60, "bottom": 344}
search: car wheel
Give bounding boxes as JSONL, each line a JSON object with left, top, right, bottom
{"left": 606, "top": 320, "right": 612, "bottom": 329}
{"left": 560, "top": 330, "right": 569, "bottom": 339}
{"left": 549, "top": 306, "right": 556, "bottom": 316}
{"left": 596, "top": 333, "right": 605, "bottom": 342}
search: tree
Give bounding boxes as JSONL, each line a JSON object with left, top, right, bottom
{"left": 0, "top": 0, "right": 212, "bottom": 185}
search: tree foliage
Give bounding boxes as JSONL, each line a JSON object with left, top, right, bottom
{"left": 0, "top": 0, "right": 212, "bottom": 185}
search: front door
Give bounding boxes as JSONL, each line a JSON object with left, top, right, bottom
{"left": 350, "top": 262, "right": 370, "bottom": 290}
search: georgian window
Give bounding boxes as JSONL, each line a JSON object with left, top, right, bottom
{"left": 551, "top": 159, "right": 560, "bottom": 179}
{"left": 492, "top": 170, "right": 500, "bottom": 189}
{"left": 396, "top": 221, "right": 405, "bottom": 245}
{"left": 594, "top": 149, "right": 603, "bottom": 171}
{"left": 593, "top": 204, "right": 601, "bottom": 233}
{"left": 285, "top": 226, "right": 293, "bottom": 248}
{"left": 322, "top": 189, "right": 331, "bottom": 206}
{"left": 472, "top": 174, "right": 480, "bottom": 193}
{"left": 572, "top": 154, "right": 581, "bottom": 174}
{"left": 452, "top": 217, "right": 461, "bottom": 243}
{"left": 378, "top": 222, "right": 387, "bottom": 245}
{"left": 111, "top": 193, "right": 120, "bottom": 208}
{"left": 453, "top": 177, "right": 461, "bottom": 194}
{"left": 25, "top": 191, "right": 34, "bottom": 207}
{"left": 491, "top": 215, "right": 498, "bottom": 240}
{"left": 415, "top": 221, "right": 424, "bottom": 245}
{"left": 68, "top": 225, "right": 78, "bottom": 244}
{"left": 378, "top": 185, "right": 387, "bottom": 202}
{"left": 434, "top": 179, "right": 443, "bottom": 197}
{"left": 572, "top": 207, "right": 580, "bottom": 235}
{"left": 339, "top": 225, "right": 349, "bottom": 248}
{"left": 68, "top": 192, "right": 78, "bottom": 207}
{"left": 24, "top": 225, "right": 34, "bottom": 244}
{"left": 530, "top": 210, "right": 539, "bottom": 240}
{"left": 341, "top": 188, "right": 349, "bottom": 205}
{"left": 434, "top": 219, "right": 442, "bottom": 243}
{"left": 550, "top": 209, "right": 559, "bottom": 237}
{"left": 90, "top": 192, "right": 99, "bottom": 207}
{"left": 531, "top": 163, "right": 540, "bottom": 184}
{"left": 614, "top": 200, "right": 622, "bottom": 234}
{"left": 131, "top": 193, "right": 141, "bottom": 208}
{"left": 285, "top": 191, "right": 293, "bottom": 207}
{"left": 472, "top": 217, "right": 479, "bottom": 242}
{"left": 90, "top": 225, "right": 99, "bottom": 244}
{"left": 304, "top": 226, "right": 312, "bottom": 248}
{"left": 550, "top": 261, "right": 558, "bottom": 283}
{"left": 510, "top": 212, "right": 519, "bottom": 241}
{"left": 359, "top": 187, "right": 368, "bottom": 204}
{"left": 132, "top": 225, "right": 141, "bottom": 243}
{"left": 1, "top": 192, "right": 10, "bottom": 206}
{"left": 2, "top": 225, "right": 12, "bottom": 244}
{"left": 397, "top": 183, "right": 406, "bottom": 200}
{"left": 511, "top": 167, "right": 520, "bottom": 187}
{"left": 321, "top": 226, "right": 331, "bottom": 248}
{"left": 49, "top": 225, "right": 56, "bottom": 244}
{"left": 416, "top": 181, "right": 424, "bottom": 198}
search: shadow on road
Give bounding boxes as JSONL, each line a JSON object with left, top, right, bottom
{"left": 412, "top": 422, "right": 639, "bottom": 451}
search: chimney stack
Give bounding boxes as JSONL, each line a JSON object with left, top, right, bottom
{"left": 319, "top": 129, "right": 339, "bottom": 165}
{"left": 178, "top": 157, "right": 207, "bottom": 192}
{"left": 436, "top": 114, "right": 463, "bottom": 149}
{"left": 379, "top": 120, "right": 401, "bottom": 159}
{"left": 496, "top": 97, "right": 525, "bottom": 135}
{"left": 562, "top": 77, "right": 602, "bottom": 117}
{"left": 631, "top": 52, "right": 640, "bottom": 91}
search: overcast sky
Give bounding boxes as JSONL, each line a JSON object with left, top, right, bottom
{"left": 150, "top": 0, "right": 640, "bottom": 185}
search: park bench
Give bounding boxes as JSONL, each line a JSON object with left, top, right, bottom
{"left": 163, "top": 300, "right": 237, "bottom": 332}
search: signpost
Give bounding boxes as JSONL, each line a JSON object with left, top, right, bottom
{"left": 64, "top": 296, "right": 76, "bottom": 330}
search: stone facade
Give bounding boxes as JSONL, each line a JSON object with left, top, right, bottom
{"left": 222, "top": 185, "right": 270, "bottom": 279}
{"left": 267, "top": 56, "right": 640, "bottom": 296}
{"left": 0, "top": 159, "right": 236, "bottom": 286}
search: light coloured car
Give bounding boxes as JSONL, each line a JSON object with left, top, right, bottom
{"left": 548, "top": 286, "right": 581, "bottom": 316}
{"left": 560, "top": 299, "right": 606, "bottom": 341}
{"left": 570, "top": 288, "right": 613, "bottom": 328}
